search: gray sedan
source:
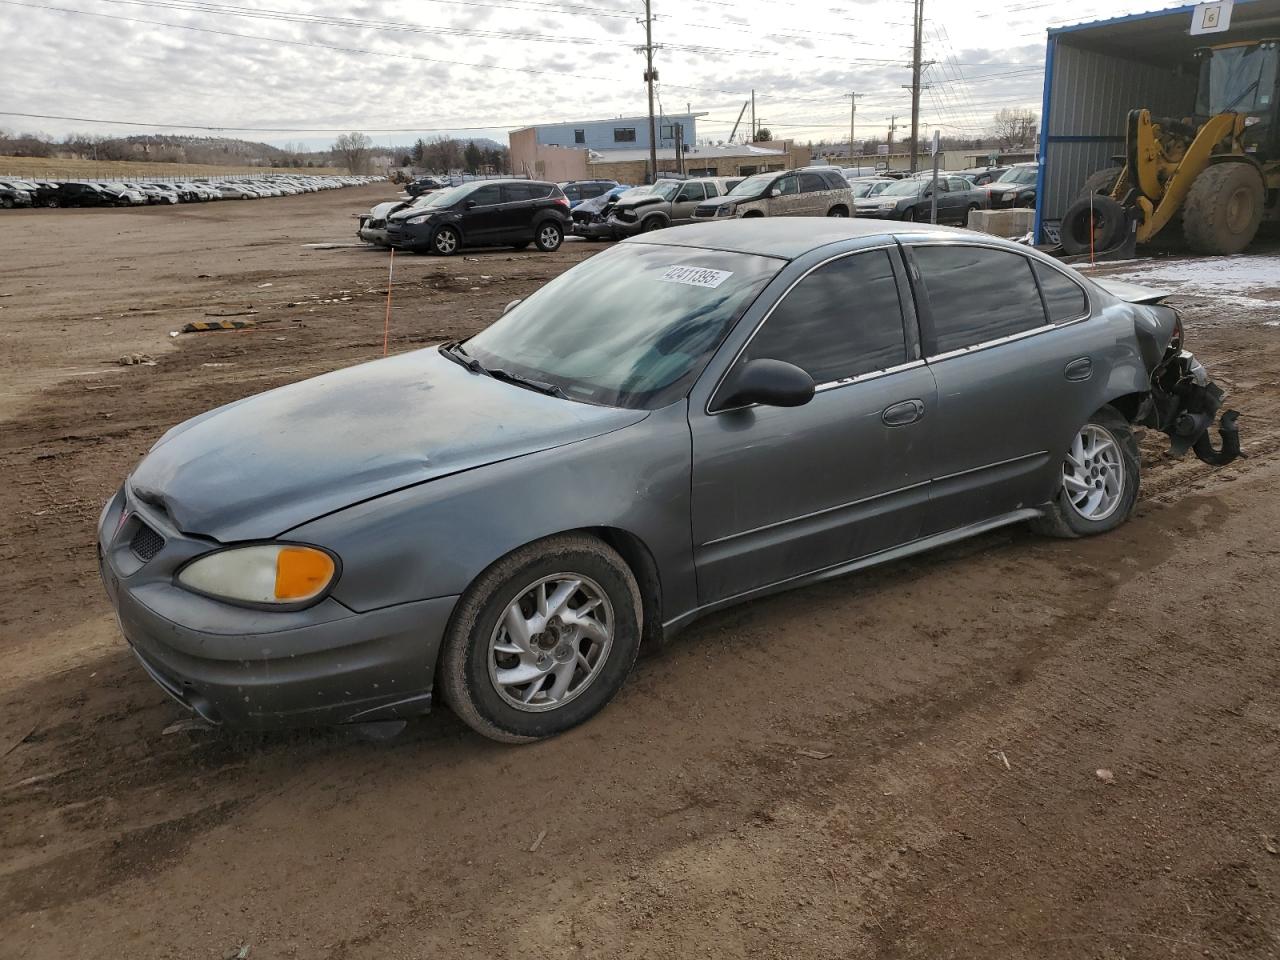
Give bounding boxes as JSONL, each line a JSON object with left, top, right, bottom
{"left": 98, "top": 221, "right": 1240, "bottom": 742}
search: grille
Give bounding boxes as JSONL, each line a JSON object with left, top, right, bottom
{"left": 693, "top": 207, "right": 716, "bottom": 218}
{"left": 130, "top": 523, "right": 165, "bottom": 562}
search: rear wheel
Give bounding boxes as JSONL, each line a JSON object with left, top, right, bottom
{"left": 431, "top": 225, "right": 461, "bottom": 256}
{"left": 826, "top": 205, "right": 849, "bottom": 218}
{"left": 535, "top": 220, "right": 563, "bottom": 252}
{"left": 1032, "top": 406, "right": 1140, "bottom": 539}
{"left": 438, "top": 534, "right": 643, "bottom": 743}
{"left": 1182, "top": 162, "right": 1264, "bottom": 256}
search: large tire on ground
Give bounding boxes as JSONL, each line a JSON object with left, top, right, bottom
{"left": 1031, "top": 406, "right": 1140, "bottom": 539}
{"left": 1059, "top": 194, "right": 1127, "bottom": 256}
{"left": 431, "top": 225, "right": 461, "bottom": 256}
{"left": 438, "top": 534, "right": 643, "bottom": 743}
{"left": 1182, "top": 162, "right": 1265, "bottom": 256}
{"left": 534, "top": 220, "right": 564, "bottom": 252}
{"left": 1076, "top": 165, "right": 1124, "bottom": 203}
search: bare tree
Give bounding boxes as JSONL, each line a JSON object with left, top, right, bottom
{"left": 333, "top": 131, "right": 372, "bottom": 174}
{"left": 990, "top": 109, "right": 1038, "bottom": 151}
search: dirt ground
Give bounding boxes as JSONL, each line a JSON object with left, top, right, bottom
{"left": 1, "top": 187, "right": 1277, "bottom": 960}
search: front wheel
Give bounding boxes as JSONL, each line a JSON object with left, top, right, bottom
{"left": 1032, "top": 406, "right": 1140, "bottom": 539}
{"left": 535, "top": 220, "right": 564, "bottom": 251}
{"left": 826, "top": 205, "right": 848, "bottom": 218}
{"left": 438, "top": 534, "right": 643, "bottom": 742}
{"left": 431, "top": 225, "right": 461, "bottom": 256}
{"left": 901, "top": 207, "right": 915, "bottom": 222}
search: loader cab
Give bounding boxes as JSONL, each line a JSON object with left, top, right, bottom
{"left": 1194, "top": 40, "right": 1280, "bottom": 163}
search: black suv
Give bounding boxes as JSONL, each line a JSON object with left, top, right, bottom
{"left": 51, "top": 182, "right": 115, "bottom": 207}
{"left": 386, "top": 180, "right": 571, "bottom": 255}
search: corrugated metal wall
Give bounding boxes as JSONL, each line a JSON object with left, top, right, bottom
{"left": 1042, "top": 42, "right": 1197, "bottom": 229}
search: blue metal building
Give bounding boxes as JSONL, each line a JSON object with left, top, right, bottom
{"left": 514, "top": 113, "right": 703, "bottom": 153}
{"left": 1035, "top": 0, "right": 1280, "bottom": 242}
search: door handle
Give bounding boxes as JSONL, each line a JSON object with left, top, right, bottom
{"left": 882, "top": 399, "right": 925, "bottom": 427}
{"left": 1064, "top": 357, "right": 1093, "bottom": 381}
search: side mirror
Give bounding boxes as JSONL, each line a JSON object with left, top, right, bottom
{"left": 502, "top": 299, "right": 522, "bottom": 315}
{"left": 720, "top": 359, "right": 815, "bottom": 410}
{"left": 769, "top": 187, "right": 781, "bottom": 197}
{"left": 464, "top": 199, "right": 479, "bottom": 209}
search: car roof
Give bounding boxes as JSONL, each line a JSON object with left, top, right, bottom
{"left": 623, "top": 218, "right": 976, "bottom": 260}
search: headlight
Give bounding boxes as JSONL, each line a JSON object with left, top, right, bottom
{"left": 177, "top": 544, "right": 338, "bottom": 608}
{"left": 1002, "top": 192, "right": 1017, "bottom": 201}
{"left": 716, "top": 205, "right": 734, "bottom": 217}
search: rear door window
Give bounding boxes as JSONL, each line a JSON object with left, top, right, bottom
{"left": 501, "top": 183, "right": 536, "bottom": 203}
{"left": 1033, "top": 261, "right": 1089, "bottom": 323}
{"left": 799, "top": 173, "right": 827, "bottom": 193}
{"left": 468, "top": 184, "right": 501, "bottom": 206}
{"left": 913, "top": 245, "right": 1048, "bottom": 354}
{"left": 947, "top": 177, "right": 972, "bottom": 192}
{"left": 742, "top": 249, "right": 909, "bottom": 384}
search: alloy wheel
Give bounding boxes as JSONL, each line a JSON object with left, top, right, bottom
{"left": 539, "top": 223, "right": 562, "bottom": 248}
{"left": 487, "top": 574, "right": 614, "bottom": 713}
{"left": 1063, "top": 424, "right": 1125, "bottom": 521}
{"left": 434, "top": 228, "right": 459, "bottom": 255}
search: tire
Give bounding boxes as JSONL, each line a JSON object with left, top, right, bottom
{"left": 826, "top": 205, "right": 849, "bottom": 218}
{"left": 1031, "top": 406, "right": 1140, "bottom": 539}
{"left": 1182, "top": 162, "right": 1264, "bottom": 256}
{"left": 535, "top": 220, "right": 564, "bottom": 252}
{"left": 1077, "top": 166, "right": 1124, "bottom": 203}
{"left": 0, "top": 198, "right": 12, "bottom": 209}
{"left": 438, "top": 534, "right": 643, "bottom": 743}
{"left": 901, "top": 207, "right": 915, "bottom": 222}
{"left": 431, "top": 225, "right": 461, "bottom": 256}
{"left": 1059, "top": 194, "right": 1127, "bottom": 256}
{"left": 965, "top": 203, "right": 979, "bottom": 226}
{"left": 640, "top": 216, "right": 665, "bottom": 233}
{"left": 741, "top": 210, "right": 764, "bottom": 218}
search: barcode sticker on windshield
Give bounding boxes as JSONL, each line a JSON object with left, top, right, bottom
{"left": 660, "top": 265, "right": 733, "bottom": 289}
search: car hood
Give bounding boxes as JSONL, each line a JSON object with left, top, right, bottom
{"left": 697, "top": 195, "right": 743, "bottom": 209}
{"left": 129, "top": 348, "right": 649, "bottom": 541}
{"left": 613, "top": 195, "right": 666, "bottom": 211}
{"left": 369, "top": 200, "right": 407, "bottom": 219}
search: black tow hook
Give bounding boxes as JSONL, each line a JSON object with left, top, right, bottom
{"left": 1186, "top": 409, "right": 1243, "bottom": 466}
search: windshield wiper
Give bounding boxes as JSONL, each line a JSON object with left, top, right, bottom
{"left": 439, "top": 340, "right": 488, "bottom": 375}
{"left": 487, "top": 367, "right": 569, "bottom": 399}
{"left": 439, "top": 342, "right": 568, "bottom": 398}
{"left": 1222, "top": 78, "right": 1260, "bottom": 113}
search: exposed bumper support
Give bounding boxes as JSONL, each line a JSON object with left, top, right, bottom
{"left": 1143, "top": 349, "right": 1243, "bottom": 467}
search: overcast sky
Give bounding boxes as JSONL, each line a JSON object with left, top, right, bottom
{"left": 0, "top": 0, "right": 1190, "bottom": 149}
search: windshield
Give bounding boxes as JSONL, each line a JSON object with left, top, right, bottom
{"left": 418, "top": 183, "right": 479, "bottom": 209}
{"left": 852, "top": 180, "right": 891, "bottom": 198}
{"left": 728, "top": 173, "right": 775, "bottom": 197}
{"left": 996, "top": 166, "right": 1037, "bottom": 185}
{"left": 1197, "top": 43, "right": 1279, "bottom": 114}
{"left": 463, "top": 243, "right": 781, "bottom": 408}
{"left": 881, "top": 179, "right": 924, "bottom": 197}
{"left": 616, "top": 185, "right": 655, "bottom": 201}
{"left": 650, "top": 181, "right": 682, "bottom": 200}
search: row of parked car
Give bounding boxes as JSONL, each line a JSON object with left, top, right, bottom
{"left": 351, "top": 162, "right": 1040, "bottom": 256}
{"left": 0, "top": 174, "right": 382, "bottom": 209}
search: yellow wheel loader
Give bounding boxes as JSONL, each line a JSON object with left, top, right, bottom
{"left": 1062, "top": 39, "right": 1279, "bottom": 257}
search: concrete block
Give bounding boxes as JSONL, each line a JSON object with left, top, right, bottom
{"left": 967, "top": 208, "right": 1034, "bottom": 238}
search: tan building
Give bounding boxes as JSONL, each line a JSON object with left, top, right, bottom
{"left": 510, "top": 127, "right": 811, "bottom": 184}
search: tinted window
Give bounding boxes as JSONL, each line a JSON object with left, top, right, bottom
{"left": 774, "top": 175, "right": 799, "bottom": 196}
{"left": 614, "top": 128, "right": 637, "bottom": 142}
{"left": 744, "top": 250, "right": 909, "bottom": 384}
{"left": 915, "top": 246, "right": 1047, "bottom": 354}
{"left": 948, "top": 177, "right": 972, "bottom": 192}
{"left": 468, "top": 184, "right": 501, "bottom": 205}
{"left": 502, "top": 183, "right": 538, "bottom": 203}
{"left": 580, "top": 183, "right": 606, "bottom": 200}
{"left": 822, "top": 171, "right": 847, "bottom": 190}
{"left": 677, "top": 183, "right": 706, "bottom": 202}
{"left": 705, "top": 182, "right": 720, "bottom": 198}
{"left": 798, "top": 173, "right": 827, "bottom": 193}
{"left": 1034, "top": 261, "right": 1088, "bottom": 323}
{"left": 574, "top": 129, "right": 585, "bottom": 144}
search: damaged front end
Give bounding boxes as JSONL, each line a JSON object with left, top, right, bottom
{"left": 1136, "top": 310, "right": 1242, "bottom": 466}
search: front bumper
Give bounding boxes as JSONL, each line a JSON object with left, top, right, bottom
{"left": 98, "top": 487, "right": 458, "bottom": 729}
{"left": 385, "top": 218, "right": 433, "bottom": 249}
{"left": 358, "top": 220, "right": 392, "bottom": 246}
{"left": 573, "top": 219, "right": 620, "bottom": 239}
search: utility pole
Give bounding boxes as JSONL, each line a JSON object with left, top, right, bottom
{"left": 909, "top": 0, "right": 924, "bottom": 173}
{"left": 640, "top": 0, "right": 659, "bottom": 184}
{"left": 846, "top": 92, "right": 863, "bottom": 162}
{"left": 750, "top": 89, "right": 756, "bottom": 142}
{"left": 886, "top": 115, "right": 898, "bottom": 152}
